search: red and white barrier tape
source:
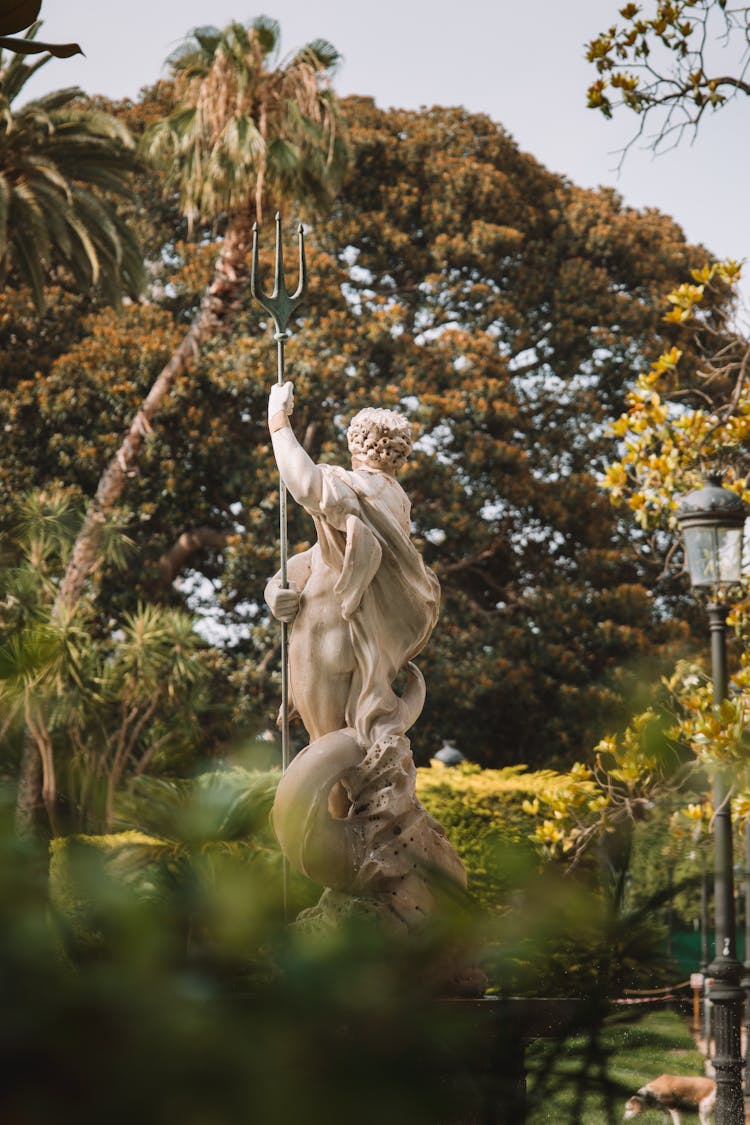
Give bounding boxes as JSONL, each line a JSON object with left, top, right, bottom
{"left": 612, "top": 994, "right": 678, "bottom": 1005}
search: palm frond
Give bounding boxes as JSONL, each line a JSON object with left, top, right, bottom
{"left": 250, "top": 15, "right": 280, "bottom": 58}
{"left": 24, "top": 85, "right": 84, "bottom": 114}
{"left": 0, "top": 42, "right": 50, "bottom": 102}
{"left": 0, "top": 54, "right": 143, "bottom": 308}
{"left": 54, "top": 105, "right": 136, "bottom": 148}
{"left": 166, "top": 24, "right": 222, "bottom": 73}
{"left": 13, "top": 490, "right": 79, "bottom": 549}
{"left": 59, "top": 196, "right": 101, "bottom": 287}
{"left": 191, "top": 26, "right": 222, "bottom": 56}
{"left": 114, "top": 768, "right": 280, "bottom": 846}
{"left": 265, "top": 135, "right": 302, "bottom": 182}
{"left": 10, "top": 193, "right": 48, "bottom": 305}
{"left": 16, "top": 153, "right": 73, "bottom": 200}
{"left": 0, "top": 628, "right": 56, "bottom": 689}
{"left": 293, "top": 39, "right": 342, "bottom": 74}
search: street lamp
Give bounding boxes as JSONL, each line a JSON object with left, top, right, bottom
{"left": 678, "top": 474, "right": 748, "bottom": 1125}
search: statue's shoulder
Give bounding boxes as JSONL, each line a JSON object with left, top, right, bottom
{"left": 313, "top": 463, "right": 360, "bottom": 524}
{"left": 317, "top": 465, "right": 406, "bottom": 521}
{"left": 320, "top": 462, "right": 352, "bottom": 481}
{"left": 348, "top": 468, "right": 393, "bottom": 493}
{"left": 318, "top": 462, "right": 358, "bottom": 494}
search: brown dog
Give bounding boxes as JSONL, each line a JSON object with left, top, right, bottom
{"left": 623, "top": 1074, "right": 716, "bottom": 1124}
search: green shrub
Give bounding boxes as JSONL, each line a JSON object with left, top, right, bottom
{"left": 49, "top": 767, "right": 319, "bottom": 959}
{"left": 417, "top": 762, "right": 549, "bottom": 910}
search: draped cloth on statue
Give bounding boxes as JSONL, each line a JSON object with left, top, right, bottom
{"left": 272, "top": 457, "right": 476, "bottom": 956}
{"left": 293, "top": 463, "right": 440, "bottom": 748}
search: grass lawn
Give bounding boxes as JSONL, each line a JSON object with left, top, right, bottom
{"left": 526, "top": 1007, "right": 706, "bottom": 1124}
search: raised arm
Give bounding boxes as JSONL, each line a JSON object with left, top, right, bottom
{"left": 268, "top": 381, "right": 323, "bottom": 511}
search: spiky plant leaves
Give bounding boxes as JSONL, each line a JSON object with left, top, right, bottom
{"left": 1, "top": 493, "right": 211, "bottom": 831}
{"left": 114, "top": 768, "right": 280, "bottom": 847}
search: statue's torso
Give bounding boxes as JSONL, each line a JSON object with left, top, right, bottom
{"left": 287, "top": 543, "right": 355, "bottom": 740}
{"left": 286, "top": 463, "right": 432, "bottom": 744}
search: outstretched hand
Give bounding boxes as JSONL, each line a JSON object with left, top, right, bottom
{"left": 269, "top": 380, "right": 294, "bottom": 425}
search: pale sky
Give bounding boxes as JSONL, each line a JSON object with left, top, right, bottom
{"left": 24, "top": 0, "right": 750, "bottom": 305}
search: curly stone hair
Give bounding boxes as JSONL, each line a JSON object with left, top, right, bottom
{"left": 347, "top": 407, "right": 413, "bottom": 473}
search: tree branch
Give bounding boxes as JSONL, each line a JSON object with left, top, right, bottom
{"left": 159, "top": 526, "right": 230, "bottom": 584}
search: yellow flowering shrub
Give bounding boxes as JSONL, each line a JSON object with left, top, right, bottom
{"left": 416, "top": 762, "right": 581, "bottom": 909}
{"left": 419, "top": 706, "right": 685, "bottom": 890}
{"left": 598, "top": 261, "right": 750, "bottom": 776}
{"left": 602, "top": 260, "right": 749, "bottom": 532}
{"left": 417, "top": 761, "right": 615, "bottom": 904}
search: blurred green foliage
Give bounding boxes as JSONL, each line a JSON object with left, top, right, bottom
{"left": 46, "top": 765, "right": 673, "bottom": 1000}
{"left": 627, "top": 797, "right": 710, "bottom": 932}
{"left": 0, "top": 781, "right": 483, "bottom": 1125}
{"left": 0, "top": 758, "right": 689, "bottom": 1124}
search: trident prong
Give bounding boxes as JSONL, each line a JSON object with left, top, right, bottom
{"left": 250, "top": 212, "right": 307, "bottom": 340}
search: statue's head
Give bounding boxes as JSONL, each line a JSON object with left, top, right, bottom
{"left": 347, "top": 408, "right": 413, "bottom": 475}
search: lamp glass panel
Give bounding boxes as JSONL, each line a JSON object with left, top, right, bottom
{"left": 717, "top": 526, "right": 743, "bottom": 583}
{"left": 683, "top": 526, "right": 743, "bottom": 586}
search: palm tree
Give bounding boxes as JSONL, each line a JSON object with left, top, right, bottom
{"left": 0, "top": 29, "right": 144, "bottom": 309}
{"left": 147, "top": 17, "right": 346, "bottom": 228}
{"left": 55, "top": 16, "right": 348, "bottom": 615}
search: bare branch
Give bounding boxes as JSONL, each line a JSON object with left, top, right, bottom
{"left": 159, "top": 526, "right": 231, "bottom": 584}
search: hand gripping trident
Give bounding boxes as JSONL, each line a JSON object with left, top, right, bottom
{"left": 250, "top": 212, "right": 308, "bottom": 775}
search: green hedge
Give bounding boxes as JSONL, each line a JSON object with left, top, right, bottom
{"left": 416, "top": 762, "right": 539, "bottom": 911}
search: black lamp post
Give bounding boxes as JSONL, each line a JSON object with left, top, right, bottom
{"left": 700, "top": 848, "right": 711, "bottom": 975}
{"left": 678, "top": 475, "right": 748, "bottom": 1125}
{"left": 701, "top": 847, "right": 713, "bottom": 1048}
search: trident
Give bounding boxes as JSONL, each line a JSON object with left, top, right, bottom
{"left": 250, "top": 212, "right": 308, "bottom": 776}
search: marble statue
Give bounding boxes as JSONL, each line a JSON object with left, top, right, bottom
{"left": 265, "top": 381, "right": 469, "bottom": 935}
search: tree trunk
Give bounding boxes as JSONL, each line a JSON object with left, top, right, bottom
{"left": 15, "top": 734, "right": 45, "bottom": 839}
{"left": 16, "top": 212, "right": 255, "bottom": 832}
{"left": 57, "top": 213, "right": 254, "bottom": 612}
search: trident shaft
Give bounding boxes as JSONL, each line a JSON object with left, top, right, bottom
{"left": 250, "top": 212, "right": 308, "bottom": 776}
